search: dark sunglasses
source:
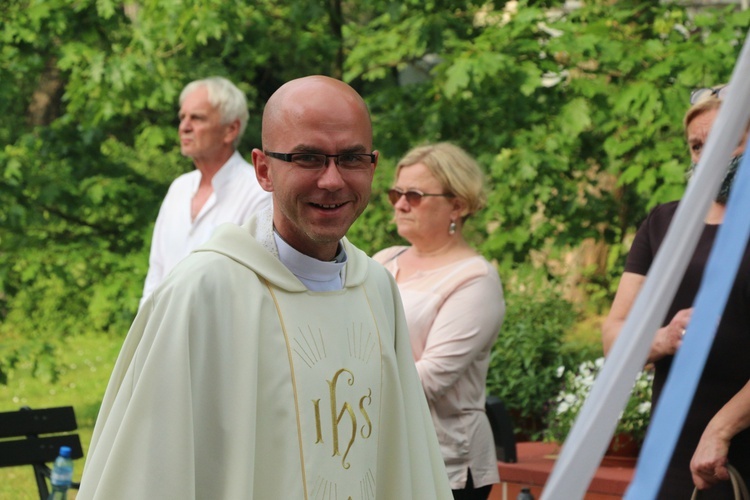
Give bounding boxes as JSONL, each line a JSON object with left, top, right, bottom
{"left": 690, "top": 85, "right": 728, "bottom": 105}
{"left": 387, "top": 188, "right": 454, "bottom": 207}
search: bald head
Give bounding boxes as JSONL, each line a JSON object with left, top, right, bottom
{"left": 251, "top": 75, "right": 378, "bottom": 261}
{"left": 261, "top": 76, "right": 372, "bottom": 150}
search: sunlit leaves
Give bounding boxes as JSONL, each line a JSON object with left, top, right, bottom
{"left": 558, "top": 98, "right": 592, "bottom": 136}
{"left": 1, "top": 0, "right": 748, "bottom": 350}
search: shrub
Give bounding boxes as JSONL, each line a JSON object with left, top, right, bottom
{"left": 486, "top": 284, "right": 589, "bottom": 440}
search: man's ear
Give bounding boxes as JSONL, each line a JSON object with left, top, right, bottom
{"left": 224, "top": 119, "right": 241, "bottom": 146}
{"left": 252, "top": 149, "right": 274, "bottom": 192}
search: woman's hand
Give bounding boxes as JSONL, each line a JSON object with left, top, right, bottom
{"left": 648, "top": 308, "right": 692, "bottom": 362}
{"left": 690, "top": 424, "right": 731, "bottom": 489}
{"left": 602, "top": 274, "right": 689, "bottom": 363}
{"left": 690, "top": 379, "right": 750, "bottom": 490}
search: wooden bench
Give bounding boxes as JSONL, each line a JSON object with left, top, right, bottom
{"left": 0, "top": 406, "right": 84, "bottom": 499}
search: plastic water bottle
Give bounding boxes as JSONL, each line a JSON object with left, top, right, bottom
{"left": 48, "top": 446, "right": 73, "bottom": 500}
{"left": 517, "top": 487, "right": 535, "bottom": 500}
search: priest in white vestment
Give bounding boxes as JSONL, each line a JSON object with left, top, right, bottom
{"left": 78, "top": 76, "right": 453, "bottom": 499}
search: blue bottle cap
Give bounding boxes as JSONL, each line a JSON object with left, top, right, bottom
{"left": 59, "top": 446, "right": 72, "bottom": 458}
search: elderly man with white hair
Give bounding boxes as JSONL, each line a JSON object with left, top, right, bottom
{"left": 140, "top": 76, "right": 271, "bottom": 306}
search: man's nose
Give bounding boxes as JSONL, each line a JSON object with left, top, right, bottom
{"left": 318, "top": 157, "right": 346, "bottom": 189}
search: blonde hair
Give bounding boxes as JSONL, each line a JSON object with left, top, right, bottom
{"left": 396, "top": 142, "right": 487, "bottom": 216}
{"left": 683, "top": 98, "right": 722, "bottom": 135}
{"left": 683, "top": 84, "right": 750, "bottom": 140}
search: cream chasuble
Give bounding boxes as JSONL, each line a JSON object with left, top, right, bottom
{"left": 78, "top": 208, "right": 452, "bottom": 500}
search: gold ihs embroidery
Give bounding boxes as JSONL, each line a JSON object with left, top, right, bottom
{"left": 312, "top": 368, "right": 373, "bottom": 470}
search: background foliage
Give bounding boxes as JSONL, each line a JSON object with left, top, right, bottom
{"left": 486, "top": 276, "right": 592, "bottom": 440}
{"left": 1, "top": 0, "right": 748, "bottom": 434}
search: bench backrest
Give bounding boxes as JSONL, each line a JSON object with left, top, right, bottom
{"left": 0, "top": 406, "right": 83, "bottom": 499}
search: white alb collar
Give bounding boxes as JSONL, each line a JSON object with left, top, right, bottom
{"left": 273, "top": 231, "right": 347, "bottom": 291}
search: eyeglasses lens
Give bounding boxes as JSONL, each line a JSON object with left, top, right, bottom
{"left": 387, "top": 189, "right": 422, "bottom": 206}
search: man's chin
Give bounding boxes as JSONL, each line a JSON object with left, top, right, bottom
{"left": 311, "top": 229, "right": 347, "bottom": 246}
{"left": 306, "top": 223, "right": 352, "bottom": 249}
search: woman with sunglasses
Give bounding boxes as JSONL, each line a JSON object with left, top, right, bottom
{"left": 603, "top": 85, "right": 750, "bottom": 498}
{"left": 373, "top": 142, "right": 505, "bottom": 500}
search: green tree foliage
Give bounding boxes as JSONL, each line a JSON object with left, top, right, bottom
{"left": 0, "top": 0, "right": 356, "bottom": 380}
{"left": 1, "top": 0, "right": 748, "bottom": 383}
{"left": 348, "top": 1, "right": 749, "bottom": 266}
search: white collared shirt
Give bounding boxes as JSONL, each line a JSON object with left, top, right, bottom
{"left": 141, "top": 151, "right": 271, "bottom": 305}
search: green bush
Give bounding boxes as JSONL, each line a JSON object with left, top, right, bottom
{"left": 486, "top": 281, "right": 595, "bottom": 440}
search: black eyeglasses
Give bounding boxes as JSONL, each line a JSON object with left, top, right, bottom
{"left": 387, "top": 188, "right": 454, "bottom": 207}
{"left": 264, "top": 151, "right": 375, "bottom": 171}
{"left": 690, "top": 86, "right": 728, "bottom": 105}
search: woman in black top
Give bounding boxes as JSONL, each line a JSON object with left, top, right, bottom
{"left": 603, "top": 86, "right": 750, "bottom": 499}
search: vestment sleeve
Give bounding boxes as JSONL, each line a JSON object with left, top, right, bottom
{"left": 80, "top": 256, "right": 265, "bottom": 499}
{"left": 78, "top": 301, "right": 198, "bottom": 498}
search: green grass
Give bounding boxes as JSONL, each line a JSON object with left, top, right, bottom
{"left": 0, "top": 333, "right": 123, "bottom": 499}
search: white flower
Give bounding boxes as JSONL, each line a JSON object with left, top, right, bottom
{"left": 546, "top": 356, "right": 654, "bottom": 444}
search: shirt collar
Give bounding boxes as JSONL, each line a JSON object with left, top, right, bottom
{"left": 210, "top": 151, "right": 244, "bottom": 191}
{"left": 273, "top": 230, "right": 347, "bottom": 291}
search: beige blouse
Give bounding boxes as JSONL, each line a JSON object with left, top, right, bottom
{"left": 373, "top": 246, "right": 506, "bottom": 489}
